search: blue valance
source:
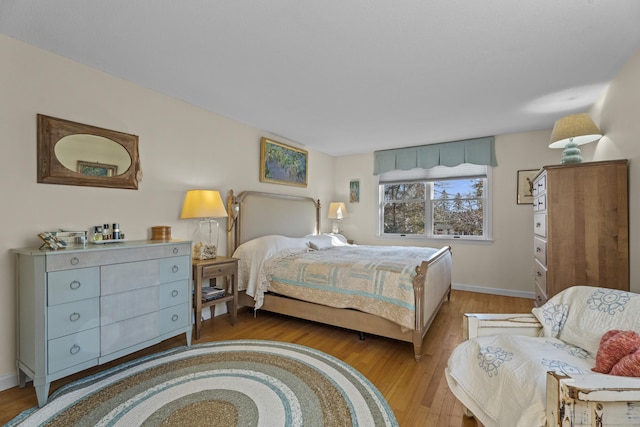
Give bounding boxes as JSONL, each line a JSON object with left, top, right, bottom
{"left": 373, "top": 136, "right": 497, "bottom": 175}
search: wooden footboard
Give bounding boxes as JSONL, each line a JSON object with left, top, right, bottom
{"left": 240, "top": 245, "right": 452, "bottom": 361}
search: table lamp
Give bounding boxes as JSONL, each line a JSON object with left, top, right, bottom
{"left": 180, "top": 190, "right": 228, "bottom": 259}
{"left": 328, "top": 202, "right": 347, "bottom": 234}
{"left": 548, "top": 113, "right": 602, "bottom": 164}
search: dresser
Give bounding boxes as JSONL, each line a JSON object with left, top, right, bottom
{"left": 13, "top": 240, "right": 192, "bottom": 406}
{"left": 532, "top": 160, "right": 629, "bottom": 306}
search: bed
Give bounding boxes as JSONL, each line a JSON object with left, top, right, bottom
{"left": 226, "top": 190, "right": 452, "bottom": 361}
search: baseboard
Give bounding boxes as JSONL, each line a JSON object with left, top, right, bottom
{"left": 0, "top": 371, "right": 18, "bottom": 392}
{"left": 452, "top": 283, "right": 535, "bottom": 300}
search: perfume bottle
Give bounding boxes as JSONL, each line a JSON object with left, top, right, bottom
{"left": 92, "top": 225, "right": 103, "bottom": 242}
{"left": 102, "top": 224, "right": 110, "bottom": 240}
{"left": 112, "top": 223, "right": 120, "bottom": 240}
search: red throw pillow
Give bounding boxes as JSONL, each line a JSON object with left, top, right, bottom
{"left": 610, "top": 349, "right": 640, "bottom": 377}
{"left": 592, "top": 330, "right": 640, "bottom": 374}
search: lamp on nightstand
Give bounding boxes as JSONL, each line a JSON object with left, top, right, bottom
{"left": 549, "top": 113, "right": 602, "bottom": 164}
{"left": 328, "top": 202, "right": 347, "bottom": 234}
{"left": 180, "top": 190, "right": 228, "bottom": 259}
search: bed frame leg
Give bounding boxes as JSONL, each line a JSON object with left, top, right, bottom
{"left": 359, "top": 332, "right": 365, "bottom": 341}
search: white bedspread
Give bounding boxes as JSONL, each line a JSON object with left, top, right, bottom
{"left": 445, "top": 334, "right": 596, "bottom": 427}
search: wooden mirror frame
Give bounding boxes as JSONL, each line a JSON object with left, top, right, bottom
{"left": 37, "top": 114, "right": 141, "bottom": 190}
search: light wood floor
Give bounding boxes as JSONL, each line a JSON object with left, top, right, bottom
{"left": 0, "top": 289, "right": 533, "bottom": 426}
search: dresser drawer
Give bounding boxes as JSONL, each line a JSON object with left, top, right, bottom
{"left": 101, "top": 311, "right": 159, "bottom": 356}
{"left": 160, "top": 280, "right": 189, "bottom": 309}
{"left": 101, "top": 256, "right": 190, "bottom": 295}
{"left": 48, "top": 267, "right": 100, "bottom": 306}
{"left": 534, "top": 213, "right": 547, "bottom": 237}
{"left": 163, "top": 243, "right": 191, "bottom": 258}
{"left": 48, "top": 298, "right": 99, "bottom": 339}
{"left": 100, "top": 286, "right": 160, "bottom": 326}
{"left": 534, "top": 259, "right": 547, "bottom": 295}
{"left": 534, "top": 236, "right": 547, "bottom": 266}
{"left": 46, "top": 251, "right": 107, "bottom": 272}
{"left": 159, "top": 305, "right": 190, "bottom": 335}
{"left": 48, "top": 328, "right": 99, "bottom": 374}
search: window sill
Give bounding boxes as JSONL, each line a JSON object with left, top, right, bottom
{"left": 377, "top": 234, "right": 493, "bottom": 245}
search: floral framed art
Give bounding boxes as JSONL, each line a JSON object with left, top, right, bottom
{"left": 260, "top": 137, "right": 308, "bottom": 187}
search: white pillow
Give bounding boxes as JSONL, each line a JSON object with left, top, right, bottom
{"left": 306, "top": 233, "right": 348, "bottom": 250}
{"left": 532, "top": 286, "right": 640, "bottom": 356}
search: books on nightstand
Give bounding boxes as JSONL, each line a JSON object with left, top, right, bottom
{"left": 198, "top": 286, "right": 226, "bottom": 302}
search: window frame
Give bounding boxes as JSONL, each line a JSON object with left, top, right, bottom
{"left": 377, "top": 165, "right": 492, "bottom": 242}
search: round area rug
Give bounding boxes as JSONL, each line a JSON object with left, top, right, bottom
{"left": 9, "top": 340, "right": 397, "bottom": 426}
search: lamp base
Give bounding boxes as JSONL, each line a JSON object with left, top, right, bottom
{"left": 192, "top": 218, "right": 219, "bottom": 259}
{"left": 561, "top": 140, "right": 582, "bottom": 164}
{"left": 332, "top": 220, "right": 341, "bottom": 234}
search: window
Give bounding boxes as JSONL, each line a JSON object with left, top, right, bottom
{"left": 378, "top": 165, "right": 491, "bottom": 240}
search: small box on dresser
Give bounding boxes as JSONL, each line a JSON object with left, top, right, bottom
{"left": 12, "top": 240, "right": 192, "bottom": 407}
{"left": 532, "top": 160, "right": 629, "bottom": 306}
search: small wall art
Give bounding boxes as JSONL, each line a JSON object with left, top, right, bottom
{"left": 516, "top": 169, "right": 539, "bottom": 204}
{"left": 350, "top": 179, "right": 360, "bottom": 203}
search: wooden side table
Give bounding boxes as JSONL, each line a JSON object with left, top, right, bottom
{"left": 192, "top": 256, "right": 238, "bottom": 340}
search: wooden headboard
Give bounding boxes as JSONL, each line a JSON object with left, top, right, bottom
{"left": 227, "top": 190, "right": 321, "bottom": 255}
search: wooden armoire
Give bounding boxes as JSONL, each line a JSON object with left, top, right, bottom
{"left": 532, "top": 159, "right": 629, "bottom": 306}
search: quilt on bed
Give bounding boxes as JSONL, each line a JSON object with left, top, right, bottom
{"left": 265, "top": 245, "right": 438, "bottom": 330}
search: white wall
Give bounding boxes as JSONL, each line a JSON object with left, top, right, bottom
{"left": 0, "top": 35, "right": 335, "bottom": 389}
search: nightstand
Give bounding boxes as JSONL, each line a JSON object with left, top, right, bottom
{"left": 192, "top": 256, "right": 238, "bottom": 340}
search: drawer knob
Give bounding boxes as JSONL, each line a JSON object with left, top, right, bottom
{"left": 171, "top": 290, "right": 179, "bottom": 297}
{"left": 172, "top": 265, "right": 179, "bottom": 273}
{"left": 69, "top": 312, "right": 81, "bottom": 322}
{"left": 173, "top": 248, "right": 179, "bottom": 254}
{"left": 70, "top": 344, "right": 81, "bottom": 355}
{"left": 536, "top": 247, "right": 541, "bottom": 253}
{"left": 69, "top": 280, "right": 81, "bottom": 290}
{"left": 172, "top": 314, "right": 179, "bottom": 322}
{"left": 70, "top": 257, "right": 80, "bottom": 265}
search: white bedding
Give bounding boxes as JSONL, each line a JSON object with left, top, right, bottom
{"left": 232, "top": 234, "right": 348, "bottom": 309}
{"left": 446, "top": 334, "right": 595, "bottom": 427}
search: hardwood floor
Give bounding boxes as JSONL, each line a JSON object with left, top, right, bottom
{"left": 0, "top": 290, "right": 533, "bottom": 426}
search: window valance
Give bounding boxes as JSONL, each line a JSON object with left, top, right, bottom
{"left": 373, "top": 136, "right": 497, "bottom": 175}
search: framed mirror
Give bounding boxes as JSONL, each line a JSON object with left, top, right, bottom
{"left": 37, "top": 114, "right": 141, "bottom": 189}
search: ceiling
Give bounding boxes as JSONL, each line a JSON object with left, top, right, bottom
{"left": 2, "top": 1, "right": 640, "bottom": 157}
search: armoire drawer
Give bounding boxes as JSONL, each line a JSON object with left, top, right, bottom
{"left": 534, "top": 213, "right": 547, "bottom": 238}
{"left": 534, "top": 236, "right": 547, "bottom": 266}
{"left": 534, "top": 259, "right": 547, "bottom": 295}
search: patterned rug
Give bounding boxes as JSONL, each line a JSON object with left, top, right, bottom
{"left": 8, "top": 340, "right": 397, "bottom": 426}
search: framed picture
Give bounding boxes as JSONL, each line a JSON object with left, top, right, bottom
{"left": 260, "top": 137, "right": 308, "bottom": 187}
{"left": 349, "top": 179, "right": 360, "bottom": 203}
{"left": 77, "top": 160, "right": 118, "bottom": 177}
{"left": 517, "top": 169, "right": 539, "bottom": 204}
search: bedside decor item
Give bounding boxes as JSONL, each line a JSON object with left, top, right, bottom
{"left": 516, "top": 169, "right": 538, "bottom": 204}
{"left": 181, "top": 190, "right": 228, "bottom": 259}
{"left": 328, "top": 202, "right": 347, "bottom": 234}
{"left": 151, "top": 225, "right": 171, "bottom": 241}
{"left": 259, "top": 137, "right": 308, "bottom": 187}
{"left": 548, "top": 113, "right": 602, "bottom": 164}
{"left": 37, "top": 114, "right": 141, "bottom": 189}
{"left": 7, "top": 341, "right": 397, "bottom": 426}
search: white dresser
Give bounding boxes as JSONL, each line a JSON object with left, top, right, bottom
{"left": 13, "top": 240, "right": 192, "bottom": 406}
